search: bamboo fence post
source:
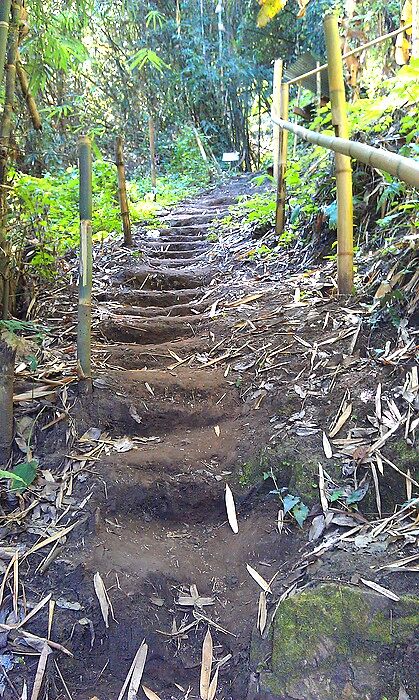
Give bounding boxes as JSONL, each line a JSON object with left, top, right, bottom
{"left": 275, "top": 81, "right": 289, "bottom": 236}
{"left": 115, "top": 135, "right": 132, "bottom": 246}
{"left": 77, "top": 136, "right": 93, "bottom": 394}
{"left": 148, "top": 114, "right": 157, "bottom": 195}
{"left": 272, "top": 59, "right": 282, "bottom": 182}
{"left": 0, "top": 0, "right": 12, "bottom": 88}
{"left": 324, "top": 13, "right": 354, "bottom": 295}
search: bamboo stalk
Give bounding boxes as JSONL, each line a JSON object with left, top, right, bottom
{"left": 286, "top": 23, "right": 413, "bottom": 86}
{"left": 115, "top": 135, "right": 132, "bottom": 246}
{"left": 271, "top": 116, "right": 419, "bottom": 188}
{"left": 16, "top": 53, "right": 42, "bottom": 130}
{"left": 272, "top": 59, "right": 282, "bottom": 182}
{"left": 412, "top": 0, "right": 419, "bottom": 60}
{"left": 275, "top": 81, "right": 289, "bottom": 236}
{"left": 148, "top": 114, "right": 157, "bottom": 194}
{"left": 77, "top": 136, "right": 93, "bottom": 394}
{"left": 0, "top": 0, "right": 21, "bottom": 319}
{"left": 0, "top": 340, "right": 15, "bottom": 468}
{"left": 0, "top": 0, "right": 12, "bottom": 88}
{"left": 324, "top": 13, "right": 354, "bottom": 295}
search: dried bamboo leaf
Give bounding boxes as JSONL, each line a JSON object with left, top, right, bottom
{"left": 30, "top": 643, "right": 50, "bottom": 700}
{"left": 406, "top": 469, "right": 412, "bottom": 501}
{"left": 23, "top": 521, "right": 78, "bottom": 561}
{"left": 200, "top": 628, "right": 213, "bottom": 700}
{"left": 16, "top": 593, "right": 52, "bottom": 630}
{"left": 318, "top": 462, "right": 328, "bottom": 514}
{"left": 375, "top": 383, "right": 382, "bottom": 421}
{"left": 142, "top": 687, "right": 161, "bottom": 700}
{"left": 225, "top": 484, "right": 239, "bottom": 534}
{"left": 371, "top": 464, "right": 382, "bottom": 517}
{"left": 360, "top": 578, "right": 400, "bottom": 601}
{"left": 258, "top": 591, "right": 267, "bottom": 635}
{"left": 322, "top": 432, "right": 333, "bottom": 459}
{"left": 128, "top": 642, "right": 148, "bottom": 700}
{"left": 214, "top": 425, "right": 220, "bottom": 437}
{"left": 93, "top": 572, "right": 109, "bottom": 628}
{"left": 277, "top": 509, "right": 284, "bottom": 534}
{"left": 246, "top": 564, "right": 272, "bottom": 593}
{"left": 118, "top": 640, "right": 146, "bottom": 700}
{"left": 329, "top": 403, "right": 352, "bottom": 438}
{"left": 207, "top": 667, "right": 219, "bottom": 700}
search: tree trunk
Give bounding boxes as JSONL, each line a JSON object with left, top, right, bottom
{"left": 0, "top": 341, "right": 15, "bottom": 468}
{"left": 16, "top": 53, "right": 42, "bottom": 130}
{"left": 115, "top": 135, "right": 132, "bottom": 246}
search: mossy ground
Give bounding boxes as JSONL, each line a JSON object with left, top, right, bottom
{"left": 258, "top": 584, "right": 419, "bottom": 699}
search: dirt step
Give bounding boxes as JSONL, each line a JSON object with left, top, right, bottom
{"left": 152, "top": 224, "right": 212, "bottom": 236}
{"left": 144, "top": 254, "right": 209, "bottom": 266}
{"left": 141, "top": 235, "right": 211, "bottom": 246}
{"left": 99, "top": 314, "right": 205, "bottom": 344}
{"left": 93, "top": 336, "right": 212, "bottom": 369}
{"left": 147, "top": 249, "right": 205, "bottom": 260}
{"left": 141, "top": 241, "right": 209, "bottom": 252}
{"left": 161, "top": 213, "right": 216, "bottom": 227}
{"left": 101, "top": 303, "right": 202, "bottom": 318}
{"left": 113, "top": 266, "right": 212, "bottom": 291}
{"left": 95, "top": 288, "right": 200, "bottom": 307}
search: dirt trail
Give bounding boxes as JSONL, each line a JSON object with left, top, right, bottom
{"left": 52, "top": 177, "right": 290, "bottom": 699}
{"left": 15, "top": 176, "right": 417, "bottom": 700}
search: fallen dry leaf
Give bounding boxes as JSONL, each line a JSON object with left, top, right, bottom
{"left": 200, "top": 628, "right": 213, "bottom": 700}
{"left": 225, "top": 484, "right": 239, "bottom": 534}
{"left": 93, "top": 572, "right": 110, "bottom": 628}
{"left": 246, "top": 564, "right": 272, "bottom": 593}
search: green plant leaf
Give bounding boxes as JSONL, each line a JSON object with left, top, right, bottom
{"left": 10, "top": 460, "right": 38, "bottom": 492}
{"left": 292, "top": 501, "right": 309, "bottom": 527}
{"left": 282, "top": 494, "right": 300, "bottom": 514}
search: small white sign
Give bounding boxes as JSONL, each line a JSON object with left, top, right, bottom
{"left": 222, "top": 151, "right": 239, "bottom": 162}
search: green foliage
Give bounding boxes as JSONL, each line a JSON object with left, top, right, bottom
{"left": 0, "top": 460, "right": 38, "bottom": 492}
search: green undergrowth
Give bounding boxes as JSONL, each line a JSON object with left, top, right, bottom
{"left": 12, "top": 126, "right": 213, "bottom": 277}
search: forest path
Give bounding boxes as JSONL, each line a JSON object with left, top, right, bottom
{"left": 58, "top": 176, "right": 293, "bottom": 700}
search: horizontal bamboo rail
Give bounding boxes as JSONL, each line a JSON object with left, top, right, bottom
{"left": 271, "top": 115, "right": 419, "bottom": 189}
{"left": 286, "top": 23, "right": 413, "bottom": 86}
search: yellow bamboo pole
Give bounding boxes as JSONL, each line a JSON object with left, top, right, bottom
{"left": 412, "top": 0, "right": 419, "bottom": 59}
{"left": 77, "top": 136, "right": 93, "bottom": 394}
{"left": 275, "top": 81, "right": 289, "bottom": 236}
{"left": 324, "top": 13, "right": 353, "bottom": 295}
{"left": 272, "top": 59, "right": 282, "bottom": 183}
{"left": 115, "top": 135, "right": 132, "bottom": 246}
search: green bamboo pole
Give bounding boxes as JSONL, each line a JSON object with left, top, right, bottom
{"left": 272, "top": 59, "right": 282, "bottom": 183}
{"left": 324, "top": 13, "right": 354, "bottom": 295}
{"left": 77, "top": 136, "right": 93, "bottom": 394}
{"left": 0, "top": 0, "right": 12, "bottom": 88}
{"left": 0, "top": 0, "right": 21, "bottom": 318}
{"left": 271, "top": 117, "right": 419, "bottom": 188}
{"left": 115, "top": 135, "right": 132, "bottom": 246}
{"left": 275, "top": 81, "right": 289, "bottom": 236}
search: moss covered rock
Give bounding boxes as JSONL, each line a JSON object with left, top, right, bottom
{"left": 255, "top": 583, "right": 418, "bottom": 700}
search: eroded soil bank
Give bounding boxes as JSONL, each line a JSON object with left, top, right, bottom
{"left": 3, "top": 176, "right": 418, "bottom": 700}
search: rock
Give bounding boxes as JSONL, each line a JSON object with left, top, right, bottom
{"left": 251, "top": 583, "right": 418, "bottom": 700}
